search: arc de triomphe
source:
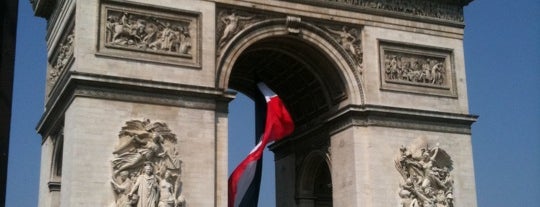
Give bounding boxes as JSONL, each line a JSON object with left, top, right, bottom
{"left": 30, "top": 0, "right": 477, "bottom": 206}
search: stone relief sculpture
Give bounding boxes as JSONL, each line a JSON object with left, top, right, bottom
{"left": 325, "top": 26, "right": 363, "bottom": 70}
{"left": 395, "top": 139, "right": 454, "bottom": 207}
{"left": 285, "top": 0, "right": 465, "bottom": 22}
{"left": 384, "top": 52, "right": 446, "bottom": 86}
{"left": 111, "top": 119, "right": 185, "bottom": 207}
{"left": 49, "top": 30, "right": 74, "bottom": 88}
{"left": 217, "top": 10, "right": 261, "bottom": 50}
{"left": 105, "top": 10, "right": 192, "bottom": 56}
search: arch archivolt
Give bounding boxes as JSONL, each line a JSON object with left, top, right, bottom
{"left": 216, "top": 15, "right": 365, "bottom": 105}
{"left": 296, "top": 149, "right": 333, "bottom": 206}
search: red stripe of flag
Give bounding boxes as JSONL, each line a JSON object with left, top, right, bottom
{"left": 228, "top": 82, "right": 294, "bottom": 207}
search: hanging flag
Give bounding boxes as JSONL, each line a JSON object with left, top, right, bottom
{"left": 228, "top": 82, "right": 294, "bottom": 207}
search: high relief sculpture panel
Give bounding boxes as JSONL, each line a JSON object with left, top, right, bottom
{"left": 379, "top": 41, "right": 457, "bottom": 97}
{"left": 395, "top": 138, "right": 455, "bottom": 207}
{"left": 98, "top": 2, "right": 201, "bottom": 67}
{"left": 48, "top": 26, "right": 74, "bottom": 93}
{"left": 110, "top": 119, "right": 185, "bottom": 207}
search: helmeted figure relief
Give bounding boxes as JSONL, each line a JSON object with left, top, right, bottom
{"left": 111, "top": 119, "right": 186, "bottom": 207}
{"left": 395, "top": 138, "right": 454, "bottom": 207}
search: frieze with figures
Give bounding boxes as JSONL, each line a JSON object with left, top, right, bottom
{"left": 395, "top": 138, "right": 455, "bottom": 207}
{"left": 282, "top": 0, "right": 465, "bottom": 23}
{"left": 379, "top": 42, "right": 456, "bottom": 97}
{"left": 110, "top": 119, "right": 186, "bottom": 207}
{"left": 383, "top": 51, "right": 446, "bottom": 86}
{"left": 99, "top": 2, "right": 200, "bottom": 67}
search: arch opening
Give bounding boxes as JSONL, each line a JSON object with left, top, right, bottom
{"left": 228, "top": 36, "right": 347, "bottom": 127}
{"left": 224, "top": 26, "right": 349, "bottom": 207}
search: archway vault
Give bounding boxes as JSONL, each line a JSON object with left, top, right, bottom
{"left": 217, "top": 18, "right": 364, "bottom": 127}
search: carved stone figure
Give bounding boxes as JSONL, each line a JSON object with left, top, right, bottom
{"left": 218, "top": 11, "right": 253, "bottom": 48}
{"left": 111, "top": 171, "right": 133, "bottom": 207}
{"left": 325, "top": 25, "right": 363, "bottom": 70}
{"left": 111, "top": 119, "right": 185, "bottom": 207}
{"left": 129, "top": 164, "right": 159, "bottom": 207}
{"left": 104, "top": 9, "right": 192, "bottom": 56}
{"left": 395, "top": 138, "right": 454, "bottom": 207}
{"left": 158, "top": 171, "right": 175, "bottom": 207}
{"left": 49, "top": 30, "right": 74, "bottom": 88}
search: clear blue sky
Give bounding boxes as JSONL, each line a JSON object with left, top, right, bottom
{"left": 6, "top": 0, "right": 540, "bottom": 206}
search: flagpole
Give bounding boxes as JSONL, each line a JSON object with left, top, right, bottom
{"left": 239, "top": 89, "right": 266, "bottom": 207}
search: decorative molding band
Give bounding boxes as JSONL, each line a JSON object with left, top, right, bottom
{"left": 379, "top": 40, "right": 457, "bottom": 98}
{"left": 36, "top": 72, "right": 235, "bottom": 139}
{"left": 48, "top": 181, "right": 61, "bottom": 192}
{"left": 98, "top": 1, "right": 201, "bottom": 67}
{"left": 327, "top": 105, "right": 477, "bottom": 135}
{"left": 280, "top": 0, "right": 468, "bottom": 25}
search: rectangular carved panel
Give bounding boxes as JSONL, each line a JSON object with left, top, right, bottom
{"left": 98, "top": 1, "right": 201, "bottom": 67}
{"left": 379, "top": 41, "right": 457, "bottom": 97}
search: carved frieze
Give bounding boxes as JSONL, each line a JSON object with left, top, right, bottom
{"left": 379, "top": 41, "right": 456, "bottom": 97}
{"left": 48, "top": 27, "right": 74, "bottom": 90}
{"left": 99, "top": 2, "right": 200, "bottom": 67}
{"left": 110, "top": 119, "right": 186, "bottom": 207}
{"left": 395, "top": 138, "right": 454, "bottom": 207}
{"left": 282, "top": 0, "right": 466, "bottom": 23}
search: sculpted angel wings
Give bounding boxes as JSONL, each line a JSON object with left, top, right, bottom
{"left": 111, "top": 119, "right": 185, "bottom": 207}
{"left": 395, "top": 139, "right": 454, "bottom": 207}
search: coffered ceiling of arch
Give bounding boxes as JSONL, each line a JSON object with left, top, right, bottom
{"left": 229, "top": 39, "right": 347, "bottom": 126}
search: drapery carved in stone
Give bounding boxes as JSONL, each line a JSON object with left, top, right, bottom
{"left": 104, "top": 9, "right": 193, "bottom": 56}
{"left": 216, "top": 9, "right": 264, "bottom": 50}
{"left": 110, "top": 119, "right": 186, "bottom": 207}
{"left": 282, "top": 0, "right": 465, "bottom": 23}
{"left": 395, "top": 138, "right": 454, "bottom": 207}
{"left": 323, "top": 25, "right": 363, "bottom": 70}
{"left": 383, "top": 51, "right": 446, "bottom": 86}
{"left": 49, "top": 29, "right": 74, "bottom": 88}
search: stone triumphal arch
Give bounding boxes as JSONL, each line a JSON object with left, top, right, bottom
{"left": 31, "top": 0, "right": 477, "bottom": 206}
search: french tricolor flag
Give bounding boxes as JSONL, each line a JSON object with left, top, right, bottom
{"left": 228, "top": 82, "right": 295, "bottom": 207}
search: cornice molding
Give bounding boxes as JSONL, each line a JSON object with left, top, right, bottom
{"left": 327, "top": 105, "right": 478, "bottom": 135}
{"left": 36, "top": 72, "right": 235, "bottom": 139}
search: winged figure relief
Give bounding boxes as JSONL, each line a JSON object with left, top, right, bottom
{"left": 111, "top": 119, "right": 185, "bottom": 207}
{"left": 395, "top": 138, "right": 454, "bottom": 207}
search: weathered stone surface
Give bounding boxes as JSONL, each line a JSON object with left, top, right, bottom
{"left": 33, "top": 0, "right": 476, "bottom": 206}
